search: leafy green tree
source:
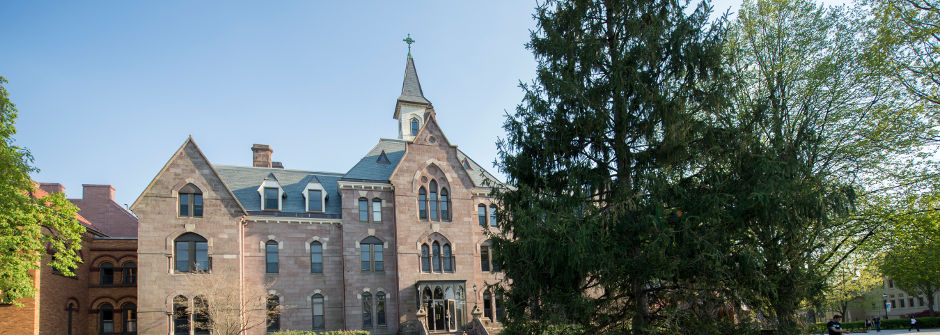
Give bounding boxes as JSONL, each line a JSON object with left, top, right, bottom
{"left": 823, "top": 256, "right": 882, "bottom": 319}
{"left": 879, "top": 187, "right": 940, "bottom": 315}
{"left": 867, "top": 0, "right": 940, "bottom": 107}
{"left": 0, "top": 76, "right": 84, "bottom": 305}
{"left": 492, "top": 0, "right": 736, "bottom": 333}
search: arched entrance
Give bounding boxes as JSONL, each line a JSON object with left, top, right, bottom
{"left": 417, "top": 281, "right": 466, "bottom": 332}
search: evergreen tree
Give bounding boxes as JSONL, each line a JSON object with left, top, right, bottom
{"left": 491, "top": 0, "right": 734, "bottom": 333}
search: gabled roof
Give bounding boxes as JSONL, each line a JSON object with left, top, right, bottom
{"left": 342, "top": 139, "right": 407, "bottom": 182}
{"left": 456, "top": 149, "right": 502, "bottom": 188}
{"left": 30, "top": 182, "right": 105, "bottom": 237}
{"left": 215, "top": 166, "right": 344, "bottom": 216}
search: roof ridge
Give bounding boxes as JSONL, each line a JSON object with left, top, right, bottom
{"left": 214, "top": 165, "right": 345, "bottom": 176}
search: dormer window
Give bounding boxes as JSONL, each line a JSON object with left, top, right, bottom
{"left": 264, "top": 188, "right": 278, "bottom": 210}
{"left": 303, "top": 180, "right": 327, "bottom": 213}
{"left": 258, "top": 175, "right": 283, "bottom": 211}
{"left": 411, "top": 118, "right": 420, "bottom": 136}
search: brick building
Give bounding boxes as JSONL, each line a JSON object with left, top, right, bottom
{"left": 132, "top": 54, "right": 505, "bottom": 334}
{"left": 0, "top": 183, "right": 138, "bottom": 335}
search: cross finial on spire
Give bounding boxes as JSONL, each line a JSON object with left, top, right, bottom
{"left": 403, "top": 33, "right": 415, "bottom": 56}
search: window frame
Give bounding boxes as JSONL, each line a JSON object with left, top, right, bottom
{"left": 359, "top": 198, "right": 369, "bottom": 222}
{"left": 178, "top": 184, "right": 203, "bottom": 218}
{"left": 481, "top": 245, "right": 491, "bottom": 272}
{"left": 478, "top": 204, "right": 487, "bottom": 227}
{"left": 362, "top": 292, "right": 373, "bottom": 329}
{"left": 99, "top": 262, "right": 114, "bottom": 286}
{"left": 265, "top": 240, "right": 279, "bottom": 274}
{"left": 174, "top": 233, "right": 209, "bottom": 273}
{"left": 372, "top": 198, "right": 382, "bottom": 222}
{"left": 411, "top": 118, "right": 420, "bottom": 136}
{"left": 432, "top": 242, "right": 441, "bottom": 273}
{"left": 266, "top": 295, "right": 280, "bottom": 333}
{"left": 421, "top": 244, "right": 430, "bottom": 273}
{"left": 310, "top": 241, "right": 323, "bottom": 274}
{"left": 99, "top": 303, "right": 114, "bottom": 334}
{"left": 376, "top": 291, "right": 387, "bottom": 327}
{"left": 263, "top": 187, "right": 279, "bottom": 211}
{"left": 360, "top": 237, "right": 384, "bottom": 272}
{"left": 489, "top": 205, "right": 498, "bottom": 227}
{"left": 122, "top": 303, "right": 137, "bottom": 334}
{"left": 440, "top": 188, "right": 450, "bottom": 221}
{"left": 122, "top": 262, "right": 136, "bottom": 285}
{"left": 418, "top": 187, "right": 428, "bottom": 220}
{"left": 173, "top": 296, "right": 189, "bottom": 335}
{"left": 429, "top": 181, "right": 439, "bottom": 221}
{"left": 443, "top": 243, "right": 453, "bottom": 273}
{"left": 307, "top": 189, "right": 323, "bottom": 212}
{"left": 312, "top": 294, "right": 325, "bottom": 330}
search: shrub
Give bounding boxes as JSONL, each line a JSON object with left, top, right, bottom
{"left": 813, "top": 316, "right": 940, "bottom": 332}
{"left": 271, "top": 331, "right": 370, "bottom": 335}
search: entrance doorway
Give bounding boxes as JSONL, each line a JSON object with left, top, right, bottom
{"left": 417, "top": 281, "right": 466, "bottom": 332}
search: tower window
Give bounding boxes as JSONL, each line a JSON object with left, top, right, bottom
{"left": 411, "top": 118, "right": 420, "bottom": 136}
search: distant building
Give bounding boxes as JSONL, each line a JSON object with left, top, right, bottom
{"left": 848, "top": 278, "right": 940, "bottom": 321}
{"left": 133, "top": 53, "right": 505, "bottom": 335}
{"left": 0, "top": 183, "right": 138, "bottom": 335}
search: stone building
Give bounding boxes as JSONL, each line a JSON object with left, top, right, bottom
{"left": 132, "top": 54, "right": 504, "bottom": 335}
{"left": 0, "top": 183, "right": 138, "bottom": 335}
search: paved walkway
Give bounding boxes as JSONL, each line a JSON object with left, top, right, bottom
{"left": 840, "top": 329, "right": 940, "bottom": 334}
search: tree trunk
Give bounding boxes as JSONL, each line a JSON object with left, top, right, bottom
{"left": 774, "top": 305, "right": 799, "bottom": 335}
{"left": 632, "top": 280, "right": 649, "bottom": 333}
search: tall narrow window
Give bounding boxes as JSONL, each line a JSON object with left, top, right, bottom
{"left": 264, "top": 187, "right": 279, "bottom": 210}
{"left": 312, "top": 294, "right": 325, "bottom": 330}
{"left": 310, "top": 242, "right": 323, "bottom": 273}
{"left": 495, "top": 292, "right": 505, "bottom": 322}
{"left": 372, "top": 198, "right": 382, "bottom": 222}
{"left": 418, "top": 187, "right": 428, "bottom": 220}
{"left": 265, "top": 240, "right": 279, "bottom": 273}
{"left": 377, "top": 292, "right": 387, "bottom": 327}
{"left": 481, "top": 246, "right": 490, "bottom": 272}
{"left": 308, "top": 190, "right": 323, "bottom": 212}
{"left": 266, "top": 296, "right": 280, "bottom": 332}
{"left": 489, "top": 205, "right": 498, "bottom": 227}
{"left": 440, "top": 188, "right": 450, "bottom": 221}
{"left": 99, "top": 303, "right": 114, "bottom": 334}
{"left": 179, "top": 184, "right": 203, "bottom": 217}
{"left": 359, "top": 198, "right": 369, "bottom": 222}
{"left": 99, "top": 262, "right": 114, "bottom": 285}
{"left": 492, "top": 248, "right": 500, "bottom": 272}
{"left": 173, "top": 296, "right": 189, "bottom": 334}
{"left": 432, "top": 242, "right": 441, "bottom": 273}
{"left": 122, "top": 262, "right": 136, "bottom": 285}
{"left": 361, "top": 237, "right": 384, "bottom": 271}
{"left": 478, "top": 204, "right": 487, "bottom": 227}
{"left": 362, "top": 292, "right": 373, "bottom": 328}
{"left": 411, "top": 118, "right": 420, "bottom": 136}
{"left": 421, "top": 244, "right": 430, "bottom": 272}
{"left": 175, "top": 233, "right": 209, "bottom": 273}
{"left": 429, "top": 181, "right": 439, "bottom": 221}
{"left": 67, "top": 303, "right": 74, "bottom": 335}
{"left": 122, "top": 303, "right": 136, "bottom": 334}
{"left": 193, "top": 296, "right": 209, "bottom": 334}
{"left": 483, "top": 290, "right": 493, "bottom": 320}
{"left": 443, "top": 244, "right": 453, "bottom": 272}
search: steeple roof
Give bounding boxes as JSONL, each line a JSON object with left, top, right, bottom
{"left": 397, "top": 55, "right": 430, "bottom": 106}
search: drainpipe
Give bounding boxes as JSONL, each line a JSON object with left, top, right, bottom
{"left": 340, "top": 221, "right": 347, "bottom": 330}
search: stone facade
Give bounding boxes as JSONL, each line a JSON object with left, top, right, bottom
{"left": 132, "top": 54, "right": 505, "bottom": 334}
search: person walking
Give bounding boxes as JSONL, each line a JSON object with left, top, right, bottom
{"left": 875, "top": 317, "right": 882, "bottom": 332}
{"left": 909, "top": 316, "right": 920, "bottom": 332}
{"left": 828, "top": 315, "right": 849, "bottom": 335}
{"left": 866, "top": 318, "right": 872, "bottom": 330}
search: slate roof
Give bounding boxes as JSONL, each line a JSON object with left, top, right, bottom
{"left": 215, "top": 166, "right": 344, "bottom": 216}
{"left": 456, "top": 149, "right": 502, "bottom": 187}
{"left": 342, "top": 139, "right": 407, "bottom": 182}
{"left": 398, "top": 56, "right": 430, "bottom": 105}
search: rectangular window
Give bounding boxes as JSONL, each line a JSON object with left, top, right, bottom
{"left": 308, "top": 190, "right": 322, "bottom": 212}
{"left": 266, "top": 243, "right": 279, "bottom": 273}
{"left": 374, "top": 244, "right": 384, "bottom": 271}
{"left": 175, "top": 241, "right": 189, "bottom": 272}
{"left": 179, "top": 194, "right": 189, "bottom": 216}
{"left": 377, "top": 294, "right": 387, "bottom": 326}
{"left": 195, "top": 242, "right": 209, "bottom": 271}
{"left": 919, "top": 297, "right": 925, "bottom": 306}
{"left": 900, "top": 299, "right": 906, "bottom": 308}
{"left": 359, "top": 199, "right": 369, "bottom": 222}
{"left": 481, "top": 246, "right": 490, "bottom": 272}
{"left": 264, "top": 188, "right": 279, "bottom": 210}
{"left": 910, "top": 298, "right": 915, "bottom": 307}
{"left": 362, "top": 295, "right": 373, "bottom": 328}
{"left": 310, "top": 244, "right": 323, "bottom": 273}
{"left": 361, "top": 246, "right": 371, "bottom": 271}
{"left": 312, "top": 296, "right": 325, "bottom": 330}
{"left": 193, "top": 194, "right": 203, "bottom": 217}
{"left": 492, "top": 252, "right": 500, "bottom": 272}
{"left": 373, "top": 200, "right": 382, "bottom": 222}
{"left": 478, "top": 205, "right": 487, "bottom": 227}
{"left": 490, "top": 205, "right": 498, "bottom": 227}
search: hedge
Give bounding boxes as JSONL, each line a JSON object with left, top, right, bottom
{"left": 813, "top": 316, "right": 940, "bottom": 332}
{"left": 271, "top": 331, "right": 370, "bottom": 335}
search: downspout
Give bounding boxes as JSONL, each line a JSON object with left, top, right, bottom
{"left": 239, "top": 215, "right": 247, "bottom": 333}
{"left": 392, "top": 187, "right": 402, "bottom": 333}
{"left": 341, "top": 221, "right": 347, "bottom": 330}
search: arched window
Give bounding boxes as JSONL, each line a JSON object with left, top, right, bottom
{"left": 418, "top": 187, "right": 428, "bottom": 220}
{"left": 67, "top": 302, "right": 75, "bottom": 335}
{"left": 495, "top": 291, "right": 504, "bottom": 322}
{"left": 266, "top": 295, "right": 280, "bottom": 332}
{"left": 443, "top": 244, "right": 453, "bottom": 272}
{"left": 175, "top": 233, "right": 209, "bottom": 273}
{"left": 483, "top": 289, "right": 493, "bottom": 320}
{"left": 173, "top": 296, "right": 189, "bottom": 334}
{"left": 312, "top": 294, "right": 325, "bottom": 330}
{"left": 122, "top": 303, "right": 136, "bottom": 334}
{"left": 265, "top": 240, "right": 279, "bottom": 273}
{"left": 432, "top": 242, "right": 441, "bottom": 273}
{"left": 372, "top": 198, "right": 382, "bottom": 222}
{"left": 310, "top": 242, "right": 323, "bottom": 273}
{"left": 99, "top": 262, "right": 114, "bottom": 285}
{"left": 429, "top": 181, "right": 439, "bottom": 221}
{"left": 362, "top": 292, "right": 373, "bottom": 328}
{"left": 360, "top": 236, "right": 384, "bottom": 272}
{"left": 193, "top": 296, "right": 209, "bottom": 334}
{"left": 359, "top": 198, "right": 369, "bottom": 222}
{"left": 411, "top": 118, "right": 420, "bottom": 136}
{"left": 99, "top": 303, "right": 114, "bottom": 334}
{"left": 440, "top": 188, "right": 450, "bottom": 221}
{"left": 376, "top": 292, "right": 387, "bottom": 327}
{"left": 122, "top": 262, "right": 136, "bottom": 285}
{"left": 179, "top": 183, "right": 203, "bottom": 217}
{"left": 421, "top": 244, "right": 430, "bottom": 272}
{"left": 478, "top": 204, "right": 487, "bottom": 227}
{"left": 489, "top": 205, "right": 498, "bottom": 227}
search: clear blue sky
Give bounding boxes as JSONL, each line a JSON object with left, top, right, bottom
{"left": 1, "top": 0, "right": 839, "bottom": 208}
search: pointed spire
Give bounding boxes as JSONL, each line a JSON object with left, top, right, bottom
{"left": 398, "top": 55, "right": 430, "bottom": 105}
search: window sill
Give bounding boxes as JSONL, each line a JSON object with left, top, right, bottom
{"left": 90, "top": 283, "right": 137, "bottom": 288}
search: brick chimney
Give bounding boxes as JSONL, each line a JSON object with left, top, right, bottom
{"left": 252, "top": 144, "right": 273, "bottom": 168}
{"left": 39, "top": 183, "right": 66, "bottom": 194}
{"left": 82, "top": 184, "right": 115, "bottom": 201}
